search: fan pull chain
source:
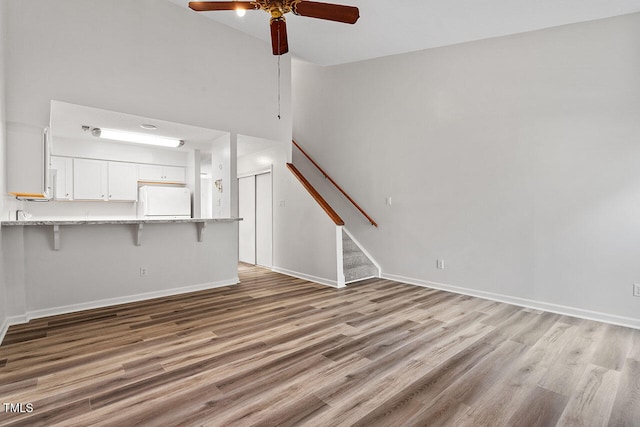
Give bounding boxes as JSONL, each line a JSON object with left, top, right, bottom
{"left": 277, "top": 36, "right": 281, "bottom": 120}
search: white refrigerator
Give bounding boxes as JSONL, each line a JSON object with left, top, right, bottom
{"left": 138, "top": 186, "right": 191, "bottom": 219}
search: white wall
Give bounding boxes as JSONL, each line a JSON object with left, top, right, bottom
{"left": 25, "top": 201, "right": 138, "bottom": 221}
{"left": 3, "top": 0, "right": 291, "bottom": 183}
{"left": 292, "top": 13, "right": 640, "bottom": 326}
{"left": 209, "top": 134, "right": 231, "bottom": 218}
{"left": 0, "top": 0, "right": 9, "bottom": 339}
{"left": 239, "top": 143, "right": 340, "bottom": 286}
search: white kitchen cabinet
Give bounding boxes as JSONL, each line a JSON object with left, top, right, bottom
{"left": 74, "top": 159, "right": 138, "bottom": 201}
{"left": 108, "top": 162, "right": 138, "bottom": 201}
{"left": 163, "top": 166, "right": 186, "bottom": 182}
{"left": 139, "top": 164, "right": 186, "bottom": 183}
{"left": 138, "top": 164, "right": 163, "bottom": 181}
{"left": 50, "top": 156, "right": 73, "bottom": 200}
{"left": 73, "top": 158, "right": 108, "bottom": 200}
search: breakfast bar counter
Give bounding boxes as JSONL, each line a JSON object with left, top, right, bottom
{"left": 1, "top": 218, "right": 242, "bottom": 325}
{"left": 1, "top": 218, "right": 241, "bottom": 249}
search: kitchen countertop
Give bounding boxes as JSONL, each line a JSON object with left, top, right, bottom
{"left": 0, "top": 218, "right": 242, "bottom": 226}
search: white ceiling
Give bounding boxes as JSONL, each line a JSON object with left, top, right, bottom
{"left": 168, "top": 0, "right": 640, "bottom": 66}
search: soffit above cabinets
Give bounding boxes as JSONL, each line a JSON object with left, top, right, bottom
{"left": 49, "top": 101, "right": 286, "bottom": 161}
{"left": 49, "top": 100, "right": 229, "bottom": 154}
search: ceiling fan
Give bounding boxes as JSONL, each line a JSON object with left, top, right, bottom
{"left": 188, "top": 1, "right": 360, "bottom": 55}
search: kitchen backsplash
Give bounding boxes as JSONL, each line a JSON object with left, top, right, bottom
{"left": 12, "top": 199, "right": 137, "bottom": 221}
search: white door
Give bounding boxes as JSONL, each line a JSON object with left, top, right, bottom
{"left": 238, "top": 176, "right": 256, "bottom": 264}
{"left": 255, "top": 172, "right": 273, "bottom": 267}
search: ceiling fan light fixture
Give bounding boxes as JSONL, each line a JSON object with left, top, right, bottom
{"left": 188, "top": 1, "right": 359, "bottom": 55}
{"left": 91, "top": 127, "right": 184, "bottom": 148}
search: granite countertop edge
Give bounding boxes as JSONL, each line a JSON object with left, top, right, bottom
{"left": 1, "top": 218, "right": 242, "bottom": 226}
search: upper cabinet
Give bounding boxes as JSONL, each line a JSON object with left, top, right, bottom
{"left": 50, "top": 156, "right": 73, "bottom": 200}
{"left": 47, "top": 153, "right": 187, "bottom": 204}
{"left": 108, "top": 162, "right": 138, "bottom": 201}
{"left": 73, "top": 159, "right": 139, "bottom": 201}
{"left": 73, "top": 158, "right": 108, "bottom": 201}
{"left": 139, "top": 164, "right": 186, "bottom": 183}
{"left": 164, "top": 166, "right": 186, "bottom": 183}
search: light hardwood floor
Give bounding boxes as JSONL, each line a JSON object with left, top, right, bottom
{"left": 1, "top": 264, "right": 639, "bottom": 426}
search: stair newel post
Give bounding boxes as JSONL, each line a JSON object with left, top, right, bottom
{"left": 336, "top": 225, "right": 346, "bottom": 288}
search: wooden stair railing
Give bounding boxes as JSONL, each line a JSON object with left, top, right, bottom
{"left": 286, "top": 163, "right": 345, "bottom": 226}
{"left": 292, "top": 140, "right": 378, "bottom": 227}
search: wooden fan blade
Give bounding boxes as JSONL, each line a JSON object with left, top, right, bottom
{"left": 293, "top": 1, "right": 359, "bottom": 24}
{"left": 189, "top": 1, "right": 257, "bottom": 12}
{"left": 270, "top": 18, "right": 289, "bottom": 55}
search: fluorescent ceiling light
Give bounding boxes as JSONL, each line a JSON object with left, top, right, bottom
{"left": 91, "top": 128, "right": 184, "bottom": 148}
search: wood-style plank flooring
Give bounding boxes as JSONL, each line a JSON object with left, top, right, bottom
{"left": 1, "top": 264, "right": 639, "bottom": 426}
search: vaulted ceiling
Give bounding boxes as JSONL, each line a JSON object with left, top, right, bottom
{"left": 168, "top": 0, "right": 640, "bottom": 66}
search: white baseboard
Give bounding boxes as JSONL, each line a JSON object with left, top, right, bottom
{"left": 271, "top": 266, "right": 341, "bottom": 288}
{"left": 0, "top": 318, "right": 8, "bottom": 346}
{"left": 0, "top": 314, "right": 28, "bottom": 345}
{"left": 382, "top": 273, "right": 640, "bottom": 330}
{"left": 346, "top": 275, "right": 378, "bottom": 285}
{"left": 2, "top": 278, "right": 239, "bottom": 337}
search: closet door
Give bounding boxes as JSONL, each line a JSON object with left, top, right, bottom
{"left": 255, "top": 172, "right": 272, "bottom": 267}
{"left": 238, "top": 176, "right": 256, "bottom": 264}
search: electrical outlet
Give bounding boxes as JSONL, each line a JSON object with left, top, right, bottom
{"left": 437, "top": 259, "right": 445, "bottom": 270}
{"left": 140, "top": 267, "right": 148, "bottom": 277}
{"left": 634, "top": 284, "right": 640, "bottom": 297}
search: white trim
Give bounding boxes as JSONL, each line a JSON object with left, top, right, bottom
{"left": 237, "top": 166, "right": 272, "bottom": 179}
{"left": 0, "top": 319, "right": 9, "bottom": 346}
{"left": 1, "top": 315, "right": 29, "bottom": 345}
{"left": 271, "top": 266, "right": 340, "bottom": 288}
{"left": 342, "top": 227, "right": 381, "bottom": 275}
{"left": 4, "top": 279, "right": 239, "bottom": 332}
{"left": 382, "top": 273, "right": 640, "bottom": 330}
{"left": 336, "top": 226, "right": 345, "bottom": 288}
{"left": 238, "top": 167, "right": 273, "bottom": 269}
{"left": 7, "top": 315, "right": 29, "bottom": 325}
{"left": 346, "top": 275, "right": 377, "bottom": 285}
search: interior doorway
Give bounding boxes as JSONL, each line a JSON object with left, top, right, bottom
{"left": 238, "top": 171, "right": 272, "bottom": 267}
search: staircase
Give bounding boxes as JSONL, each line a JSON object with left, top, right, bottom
{"left": 288, "top": 140, "right": 380, "bottom": 288}
{"left": 342, "top": 229, "right": 379, "bottom": 284}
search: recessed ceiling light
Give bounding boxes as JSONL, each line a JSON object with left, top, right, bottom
{"left": 140, "top": 123, "right": 157, "bottom": 130}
